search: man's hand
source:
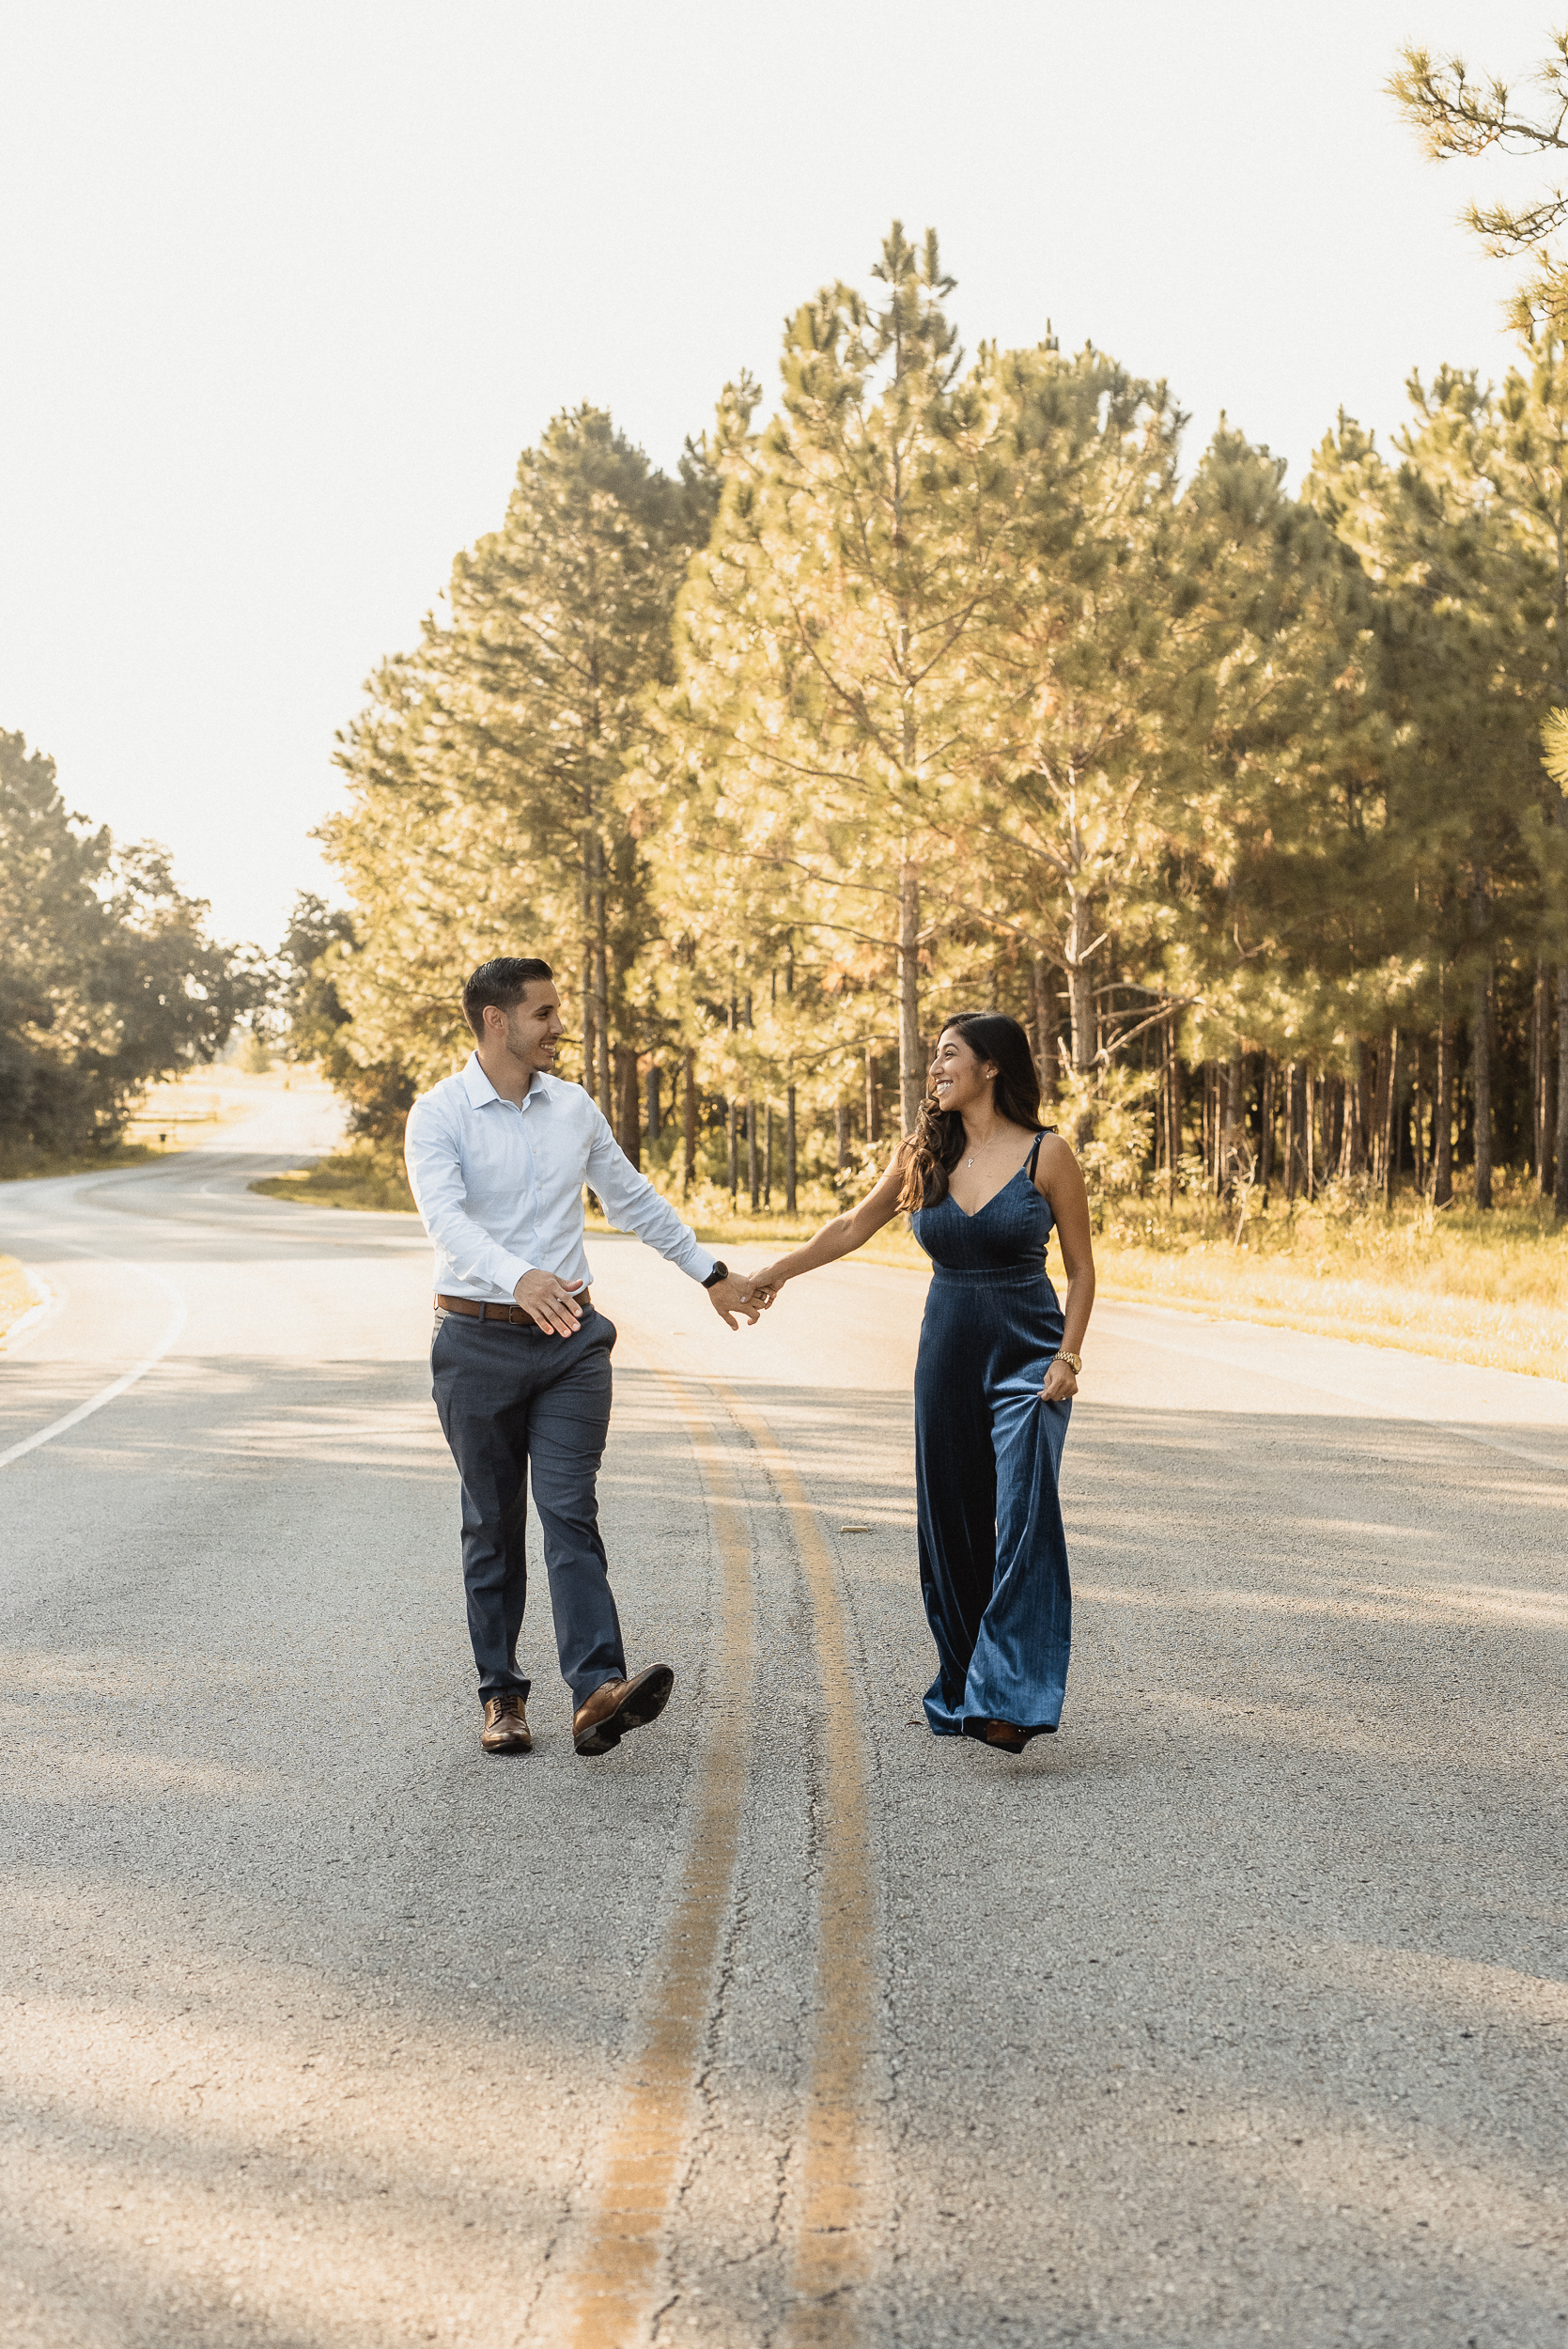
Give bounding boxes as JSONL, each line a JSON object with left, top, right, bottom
{"left": 513, "top": 1269, "right": 585, "bottom": 1336}
{"left": 706, "top": 1272, "right": 765, "bottom": 1330}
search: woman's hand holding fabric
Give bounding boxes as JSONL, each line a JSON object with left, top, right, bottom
{"left": 1039, "top": 1358, "right": 1078, "bottom": 1405}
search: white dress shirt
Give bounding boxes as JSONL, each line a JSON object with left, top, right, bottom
{"left": 403, "top": 1053, "right": 716, "bottom": 1302}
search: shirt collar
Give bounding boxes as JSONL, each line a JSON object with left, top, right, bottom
{"left": 460, "top": 1052, "right": 551, "bottom": 1112}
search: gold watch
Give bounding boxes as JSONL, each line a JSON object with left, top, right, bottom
{"left": 1054, "top": 1350, "right": 1082, "bottom": 1374}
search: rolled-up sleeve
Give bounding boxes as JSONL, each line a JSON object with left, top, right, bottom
{"left": 405, "top": 1093, "right": 536, "bottom": 1298}
{"left": 586, "top": 1112, "right": 716, "bottom": 1283}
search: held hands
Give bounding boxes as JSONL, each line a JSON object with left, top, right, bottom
{"left": 510, "top": 1268, "right": 772, "bottom": 1337}
{"left": 706, "top": 1272, "right": 768, "bottom": 1330}
{"left": 1040, "top": 1357, "right": 1079, "bottom": 1405}
{"left": 512, "top": 1269, "right": 585, "bottom": 1336}
{"left": 745, "top": 1262, "right": 789, "bottom": 1308}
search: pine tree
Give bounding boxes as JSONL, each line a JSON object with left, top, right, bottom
{"left": 325, "top": 407, "right": 709, "bottom": 1121}
{"left": 649, "top": 226, "right": 1058, "bottom": 1134}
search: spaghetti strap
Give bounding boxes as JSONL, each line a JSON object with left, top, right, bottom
{"left": 1024, "top": 1128, "right": 1050, "bottom": 1182}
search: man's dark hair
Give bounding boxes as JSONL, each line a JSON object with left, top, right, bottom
{"left": 462, "top": 957, "right": 553, "bottom": 1042}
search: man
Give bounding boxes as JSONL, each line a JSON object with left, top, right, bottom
{"left": 404, "top": 957, "right": 762, "bottom": 1759}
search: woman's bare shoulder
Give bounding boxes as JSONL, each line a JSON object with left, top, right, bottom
{"left": 1031, "top": 1129, "right": 1081, "bottom": 1188}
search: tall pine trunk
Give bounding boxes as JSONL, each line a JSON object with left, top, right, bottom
{"left": 1219, "top": 1054, "right": 1244, "bottom": 1194}
{"left": 1030, "top": 954, "right": 1060, "bottom": 1107}
{"left": 1379, "top": 1031, "right": 1400, "bottom": 1208}
{"left": 1325, "top": 1075, "right": 1344, "bottom": 1180}
{"left": 782, "top": 937, "right": 798, "bottom": 1213}
{"left": 1338, "top": 1054, "right": 1367, "bottom": 1181}
{"left": 747, "top": 1102, "right": 758, "bottom": 1210}
{"left": 1162, "top": 1027, "right": 1182, "bottom": 1207}
{"left": 581, "top": 801, "right": 597, "bottom": 1105}
{"left": 865, "top": 1045, "right": 882, "bottom": 1145}
{"left": 835, "top": 1102, "right": 849, "bottom": 1172}
{"left": 1470, "top": 869, "right": 1493, "bottom": 1210}
{"left": 1557, "top": 966, "right": 1568, "bottom": 1220}
{"left": 1064, "top": 893, "right": 1097, "bottom": 1073}
{"left": 617, "top": 1047, "right": 640, "bottom": 1171}
{"left": 593, "top": 841, "right": 612, "bottom": 1124}
{"left": 1259, "top": 1057, "right": 1276, "bottom": 1199}
{"left": 898, "top": 859, "right": 923, "bottom": 1134}
{"left": 1531, "top": 961, "right": 1550, "bottom": 1191}
{"left": 1434, "top": 1010, "right": 1455, "bottom": 1206}
{"left": 682, "top": 1049, "right": 696, "bottom": 1197}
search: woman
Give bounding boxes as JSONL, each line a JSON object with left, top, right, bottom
{"left": 752, "top": 1012, "right": 1095, "bottom": 1752}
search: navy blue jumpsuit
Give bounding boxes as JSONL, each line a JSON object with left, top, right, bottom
{"left": 908, "top": 1132, "right": 1073, "bottom": 1740}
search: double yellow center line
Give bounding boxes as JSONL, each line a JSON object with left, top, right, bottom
{"left": 722, "top": 1387, "right": 875, "bottom": 2347}
{"left": 555, "top": 1370, "right": 876, "bottom": 2346}
{"left": 565, "top": 1375, "right": 756, "bottom": 2346}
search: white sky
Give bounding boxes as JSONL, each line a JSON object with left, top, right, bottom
{"left": 0, "top": 0, "right": 1554, "bottom": 948}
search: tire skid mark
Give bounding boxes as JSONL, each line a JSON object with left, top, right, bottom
{"left": 554, "top": 1370, "right": 757, "bottom": 2348}
{"left": 718, "top": 1385, "right": 875, "bottom": 2347}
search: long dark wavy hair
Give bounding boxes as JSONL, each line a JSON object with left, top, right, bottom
{"left": 896, "top": 1012, "right": 1045, "bottom": 1212}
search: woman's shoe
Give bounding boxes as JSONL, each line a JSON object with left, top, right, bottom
{"left": 981, "top": 1719, "right": 1028, "bottom": 1754}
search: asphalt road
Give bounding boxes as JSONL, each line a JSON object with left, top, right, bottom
{"left": 3, "top": 1094, "right": 1566, "bottom": 2349}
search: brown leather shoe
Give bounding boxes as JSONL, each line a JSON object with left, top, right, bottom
{"left": 981, "top": 1719, "right": 1028, "bottom": 1754}
{"left": 572, "top": 1663, "right": 675, "bottom": 1756}
{"left": 481, "top": 1692, "right": 534, "bottom": 1754}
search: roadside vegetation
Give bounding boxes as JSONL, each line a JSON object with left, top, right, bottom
{"left": 0, "top": 1253, "right": 40, "bottom": 1346}
{"left": 297, "top": 220, "right": 1568, "bottom": 1241}
{"left": 0, "top": 729, "right": 262, "bottom": 1175}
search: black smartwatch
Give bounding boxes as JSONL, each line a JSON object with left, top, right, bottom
{"left": 701, "top": 1260, "right": 729, "bottom": 1288}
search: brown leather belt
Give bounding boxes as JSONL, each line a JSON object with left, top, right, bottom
{"left": 436, "top": 1291, "right": 591, "bottom": 1326}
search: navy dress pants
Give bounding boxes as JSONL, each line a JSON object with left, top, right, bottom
{"left": 430, "top": 1307, "right": 626, "bottom": 1706}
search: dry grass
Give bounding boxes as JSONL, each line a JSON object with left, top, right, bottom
{"left": 1094, "top": 1178, "right": 1568, "bottom": 1382}
{"left": 0, "top": 1141, "right": 162, "bottom": 1182}
{"left": 0, "top": 1254, "right": 43, "bottom": 1346}
{"left": 252, "top": 1143, "right": 417, "bottom": 1213}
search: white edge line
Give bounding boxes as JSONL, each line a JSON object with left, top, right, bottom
{"left": 0, "top": 1268, "right": 187, "bottom": 1471}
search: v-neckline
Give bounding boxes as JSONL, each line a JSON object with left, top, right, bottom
{"left": 949, "top": 1163, "right": 1032, "bottom": 1221}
